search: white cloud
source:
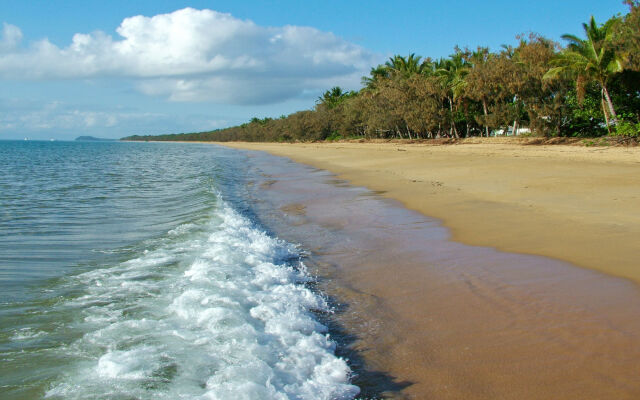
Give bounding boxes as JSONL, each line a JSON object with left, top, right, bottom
{"left": 0, "top": 23, "right": 22, "bottom": 51}
{"left": 0, "top": 8, "right": 377, "bottom": 104}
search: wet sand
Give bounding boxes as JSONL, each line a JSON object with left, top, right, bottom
{"left": 237, "top": 147, "right": 640, "bottom": 399}
{"left": 221, "top": 141, "right": 640, "bottom": 284}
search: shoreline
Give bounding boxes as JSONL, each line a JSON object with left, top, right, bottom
{"left": 217, "top": 141, "right": 640, "bottom": 284}
{"left": 241, "top": 147, "right": 640, "bottom": 398}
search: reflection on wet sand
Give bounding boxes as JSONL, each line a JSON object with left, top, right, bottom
{"left": 245, "top": 151, "right": 640, "bottom": 399}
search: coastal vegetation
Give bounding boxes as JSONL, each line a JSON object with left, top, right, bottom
{"left": 124, "top": 2, "right": 640, "bottom": 143}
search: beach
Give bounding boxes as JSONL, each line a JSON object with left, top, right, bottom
{"left": 4, "top": 1, "right": 639, "bottom": 398}
{"left": 222, "top": 141, "right": 640, "bottom": 283}
{"left": 223, "top": 141, "right": 640, "bottom": 398}
{"left": 4, "top": 140, "right": 638, "bottom": 398}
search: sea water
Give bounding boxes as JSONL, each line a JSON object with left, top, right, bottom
{"left": 0, "top": 141, "right": 359, "bottom": 399}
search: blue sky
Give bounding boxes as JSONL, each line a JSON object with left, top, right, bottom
{"left": 0, "top": 0, "right": 628, "bottom": 140}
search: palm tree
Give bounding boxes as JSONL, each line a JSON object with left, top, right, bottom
{"left": 317, "top": 87, "right": 356, "bottom": 109}
{"left": 544, "top": 16, "right": 623, "bottom": 133}
{"left": 362, "top": 65, "right": 391, "bottom": 89}
{"left": 436, "top": 53, "right": 470, "bottom": 138}
{"left": 362, "top": 54, "right": 431, "bottom": 89}
{"left": 385, "top": 54, "right": 429, "bottom": 77}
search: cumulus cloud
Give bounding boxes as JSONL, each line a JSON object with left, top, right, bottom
{"left": 0, "top": 8, "right": 376, "bottom": 104}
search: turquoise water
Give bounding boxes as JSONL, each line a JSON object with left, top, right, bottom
{"left": 0, "top": 141, "right": 358, "bottom": 399}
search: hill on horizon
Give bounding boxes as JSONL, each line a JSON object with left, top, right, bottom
{"left": 75, "top": 136, "right": 116, "bottom": 141}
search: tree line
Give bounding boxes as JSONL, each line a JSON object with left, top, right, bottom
{"left": 124, "top": 2, "right": 640, "bottom": 143}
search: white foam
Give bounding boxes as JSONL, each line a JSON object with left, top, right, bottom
{"left": 10, "top": 327, "right": 47, "bottom": 340}
{"left": 45, "top": 198, "right": 359, "bottom": 399}
{"left": 168, "top": 222, "right": 197, "bottom": 236}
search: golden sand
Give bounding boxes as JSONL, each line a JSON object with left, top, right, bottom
{"left": 220, "top": 141, "right": 640, "bottom": 283}
{"left": 242, "top": 146, "right": 640, "bottom": 399}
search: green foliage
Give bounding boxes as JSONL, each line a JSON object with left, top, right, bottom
{"left": 276, "top": 133, "right": 293, "bottom": 142}
{"left": 564, "top": 86, "right": 608, "bottom": 136}
{"left": 544, "top": 15, "right": 625, "bottom": 134}
{"left": 325, "top": 132, "right": 344, "bottom": 141}
{"left": 613, "top": 1, "right": 640, "bottom": 71}
{"left": 613, "top": 118, "right": 640, "bottom": 137}
{"left": 250, "top": 117, "right": 273, "bottom": 125}
{"left": 317, "top": 87, "right": 357, "bottom": 109}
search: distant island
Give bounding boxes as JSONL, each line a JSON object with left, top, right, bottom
{"left": 75, "top": 136, "right": 116, "bottom": 141}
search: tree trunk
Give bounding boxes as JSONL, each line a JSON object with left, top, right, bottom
{"left": 601, "top": 96, "right": 612, "bottom": 135}
{"left": 448, "top": 97, "right": 459, "bottom": 138}
{"left": 405, "top": 122, "right": 413, "bottom": 140}
{"left": 602, "top": 84, "right": 617, "bottom": 120}
{"left": 512, "top": 120, "right": 518, "bottom": 136}
{"left": 482, "top": 97, "right": 489, "bottom": 137}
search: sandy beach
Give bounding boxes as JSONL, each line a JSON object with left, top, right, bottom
{"left": 237, "top": 145, "right": 640, "bottom": 399}
{"left": 221, "top": 141, "right": 640, "bottom": 283}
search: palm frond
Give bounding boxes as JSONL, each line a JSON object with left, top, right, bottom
{"left": 542, "top": 66, "right": 566, "bottom": 81}
{"left": 561, "top": 34, "right": 584, "bottom": 48}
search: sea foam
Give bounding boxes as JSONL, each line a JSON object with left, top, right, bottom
{"left": 45, "top": 197, "right": 359, "bottom": 399}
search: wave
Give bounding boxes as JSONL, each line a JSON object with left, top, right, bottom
{"left": 44, "top": 195, "right": 359, "bottom": 399}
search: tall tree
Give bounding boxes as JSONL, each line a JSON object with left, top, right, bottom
{"left": 436, "top": 53, "right": 470, "bottom": 137}
{"left": 463, "top": 47, "right": 493, "bottom": 136}
{"left": 385, "top": 54, "right": 430, "bottom": 77}
{"left": 362, "top": 65, "right": 391, "bottom": 89}
{"left": 316, "top": 87, "right": 356, "bottom": 109}
{"left": 544, "top": 16, "right": 623, "bottom": 132}
{"left": 513, "top": 34, "right": 573, "bottom": 136}
{"left": 613, "top": 0, "right": 640, "bottom": 71}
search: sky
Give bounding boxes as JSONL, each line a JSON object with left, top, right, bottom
{"left": 0, "top": 0, "right": 628, "bottom": 140}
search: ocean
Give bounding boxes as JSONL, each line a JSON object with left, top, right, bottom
{"left": 0, "top": 140, "right": 360, "bottom": 399}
